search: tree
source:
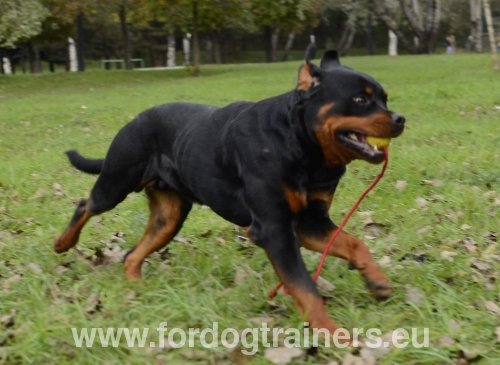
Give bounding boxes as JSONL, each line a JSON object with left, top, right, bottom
{"left": 482, "top": 0, "right": 498, "bottom": 69}
{"left": 250, "top": 0, "right": 321, "bottom": 62}
{"left": 0, "top": 0, "right": 49, "bottom": 48}
{"left": 470, "top": 0, "right": 483, "bottom": 51}
{"left": 132, "top": 0, "right": 255, "bottom": 74}
{"left": 373, "top": 0, "right": 442, "bottom": 53}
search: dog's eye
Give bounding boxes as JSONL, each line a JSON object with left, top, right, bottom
{"left": 353, "top": 95, "right": 370, "bottom": 106}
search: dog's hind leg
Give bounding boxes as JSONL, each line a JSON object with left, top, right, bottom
{"left": 124, "top": 188, "right": 192, "bottom": 279}
{"left": 54, "top": 158, "right": 147, "bottom": 253}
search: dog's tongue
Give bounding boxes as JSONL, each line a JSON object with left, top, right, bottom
{"left": 366, "top": 136, "right": 391, "bottom": 149}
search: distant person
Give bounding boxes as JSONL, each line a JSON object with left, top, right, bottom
{"left": 446, "top": 35, "right": 456, "bottom": 54}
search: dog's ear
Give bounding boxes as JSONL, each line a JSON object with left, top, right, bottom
{"left": 320, "top": 50, "right": 341, "bottom": 71}
{"left": 297, "top": 60, "right": 320, "bottom": 92}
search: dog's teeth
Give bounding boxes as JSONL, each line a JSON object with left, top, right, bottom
{"left": 348, "top": 133, "right": 357, "bottom": 141}
{"left": 373, "top": 145, "right": 379, "bottom": 151}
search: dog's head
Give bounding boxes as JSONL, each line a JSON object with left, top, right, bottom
{"left": 296, "top": 50, "right": 405, "bottom": 165}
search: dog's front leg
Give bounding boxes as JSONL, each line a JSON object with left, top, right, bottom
{"left": 242, "top": 180, "right": 341, "bottom": 335}
{"left": 249, "top": 220, "right": 340, "bottom": 334}
{"left": 296, "top": 197, "right": 392, "bottom": 299}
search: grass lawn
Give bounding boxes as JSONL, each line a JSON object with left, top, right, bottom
{"left": 0, "top": 54, "right": 499, "bottom": 364}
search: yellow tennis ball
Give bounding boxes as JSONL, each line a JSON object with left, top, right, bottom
{"left": 366, "top": 136, "right": 391, "bottom": 148}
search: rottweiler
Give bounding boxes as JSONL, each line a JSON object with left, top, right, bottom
{"left": 54, "top": 50, "right": 405, "bottom": 334}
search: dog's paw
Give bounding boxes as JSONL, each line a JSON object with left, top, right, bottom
{"left": 365, "top": 280, "right": 392, "bottom": 300}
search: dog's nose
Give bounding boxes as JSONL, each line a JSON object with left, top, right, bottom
{"left": 391, "top": 113, "right": 405, "bottom": 126}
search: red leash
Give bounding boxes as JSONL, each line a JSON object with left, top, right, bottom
{"left": 268, "top": 148, "right": 389, "bottom": 298}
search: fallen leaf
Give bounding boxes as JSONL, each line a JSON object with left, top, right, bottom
{"left": 395, "top": 180, "right": 407, "bottom": 191}
{"left": 415, "top": 197, "right": 428, "bottom": 209}
{"left": 357, "top": 211, "right": 374, "bottom": 224}
{"left": 363, "top": 222, "right": 387, "bottom": 238}
{"left": 405, "top": 286, "right": 425, "bottom": 305}
{"left": 421, "top": 179, "right": 443, "bottom": 187}
{"left": 249, "top": 316, "right": 274, "bottom": 325}
{"left": 173, "top": 235, "right": 188, "bottom": 243}
{"left": 439, "top": 335, "right": 456, "bottom": 347}
{"left": 26, "top": 262, "right": 43, "bottom": 274}
{"left": 102, "top": 246, "right": 127, "bottom": 263}
{"left": 378, "top": 255, "right": 391, "bottom": 268}
{"left": 52, "top": 182, "right": 64, "bottom": 197}
{"left": 482, "top": 231, "right": 496, "bottom": 242}
{"left": 1, "top": 274, "right": 22, "bottom": 290}
{"left": 471, "top": 260, "right": 491, "bottom": 272}
{"left": 200, "top": 229, "right": 212, "bottom": 238}
{"left": 400, "top": 253, "right": 427, "bottom": 263}
{"left": 234, "top": 267, "right": 248, "bottom": 285}
{"left": 229, "top": 346, "right": 254, "bottom": 365}
{"left": 0, "top": 310, "right": 16, "bottom": 328}
{"left": 484, "top": 301, "right": 500, "bottom": 315}
{"left": 481, "top": 244, "right": 498, "bottom": 261}
{"left": 264, "top": 347, "right": 303, "bottom": 365}
{"left": 316, "top": 276, "right": 335, "bottom": 292}
{"left": 180, "top": 349, "right": 208, "bottom": 360}
{"left": 463, "top": 237, "right": 477, "bottom": 253}
{"left": 416, "top": 225, "right": 431, "bottom": 234}
{"left": 460, "top": 349, "right": 479, "bottom": 361}
{"left": 342, "top": 353, "right": 365, "bottom": 365}
{"left": 440, "top": 250, "right": 458, "bottom": 262}
{"left": 109, "top": 231, "right": 126, "bottom": 243}
{"left": 85, "top": 293, "right": 102, "bottom": 314}
{"left": 215, "top": 237, "right": 226, "bottom": 244}
{"left": 31, "top": 188, "right": 45, "bottom": 199}
{"left": 124, "top": 290, "right": 136, "bottom": 302}
{"left": 460, "top": 224, "right": 471, "bottom": 231}
{"left": 449, "top": 319, "right": 461, "bottom": 332}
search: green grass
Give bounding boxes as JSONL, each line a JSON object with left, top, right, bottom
{"left": 0, "top": 54, "right": 499, "bottom": 364}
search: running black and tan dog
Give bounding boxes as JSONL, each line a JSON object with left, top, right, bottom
{"left": 54, "top": 50, "right": 405, "bottom": 333}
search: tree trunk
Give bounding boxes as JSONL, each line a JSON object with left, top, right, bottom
{"left": 191, "top": 0, "right": 200, "bottom": 77}
{"left": 337, "top": 7, "right": 357, "bottom": 55}
{"left": 205, "top": 37, "right": 213, "bottom": 64}
{"left": 366, "top": 6, "right": 375, "bottom": 55}
{"left": 482, "top": 0, "right": 499, "bottom": 69}
{"left": 28, "top": 43, "right": 41, "bottom": 73}
{"left": 264, "top": 27, "right": 272, "bottom": 62}
{"left": 213, "top": 34, "right": 222, "bottom": 64}
{"left": 76, "top": 12, "right": 85, "bottom": 71}
{"left": 167, "top": 31, "right": 176, "bottom": 67}
{"left": 282, "top": 32, "right": 295, "bottom": 61}
{"left": 470, "top": 0, "right": 483, "bottom": 52}
{"left": 119, "top": 4, "right": 132, "bottom": 69}
{"left": 373, "top": 0, "right": 416, "bottom": 52}
{"left": 271, "top": 28, "right": 279, "bottom": 62}
{"left": 263, "top": 26, "right": 278, "bottom": 62}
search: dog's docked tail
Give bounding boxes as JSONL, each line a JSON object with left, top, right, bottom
{"left": 65, "top": 150, "right": 103, "bottom": 174}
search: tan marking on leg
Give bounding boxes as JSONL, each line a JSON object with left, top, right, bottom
{"left": 283, "top": 185, "right": 307, "bottom": 213}
{"left": 299, "top": 230, "right": 392, "bottom": 299}
{"left": 307, "top": 191, "right": 334, "bottom": 207}
{"left": 124, "top": 190, "right": 182, "bottom": 279}
{"left": 54, "top": 203, "right": 92, "bottom": 253}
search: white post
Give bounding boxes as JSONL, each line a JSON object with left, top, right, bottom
{"left": 2, "top": 57, "right": 12, "bottom": 74}
{"left": 183, "top": 33, "right": 191, "bottom": 66}
{"left": 167, "top": 31, "right": 176, "bottom": 67}
{"left": 388, "top": 30, "right": 398, "bottom": 56}
{"left": 68, "top": 37, "right": 78, "bottom": 72}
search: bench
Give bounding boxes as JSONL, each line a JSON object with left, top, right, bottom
{"left": 101, "top": 58, "right": 144, "bottom": 69}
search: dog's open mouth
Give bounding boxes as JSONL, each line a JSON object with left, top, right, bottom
{"left": 337, "top": 131, "right": 391, "bottom": 163}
